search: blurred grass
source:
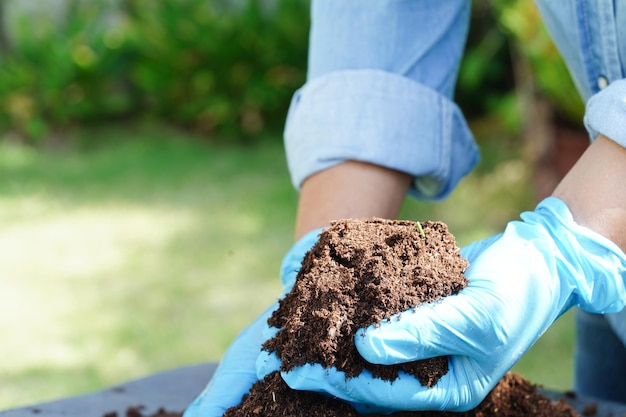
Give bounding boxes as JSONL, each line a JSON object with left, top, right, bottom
{"left": 0, "top": 122, "right": 574, "bottom": 409}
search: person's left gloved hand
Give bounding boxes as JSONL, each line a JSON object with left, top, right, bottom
{"left": 183, "top": 229, "right": 322, "bottom": 417}
{"left": 258, "top": 197, "right": 626, "bottom": 412}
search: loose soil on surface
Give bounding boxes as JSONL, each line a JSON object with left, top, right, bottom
{"left": 224, "top": 218, "right": 580, "bottom": 417}
{"left": 103, "top": 406, "right": 182, "bottom": 417}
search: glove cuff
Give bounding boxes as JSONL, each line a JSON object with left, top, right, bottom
{"left": 531, "top": 197, "right": 626, "bottom": 313}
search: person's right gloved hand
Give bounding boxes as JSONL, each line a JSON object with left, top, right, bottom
{"left": 259, "top": 197, "right": 626, "bottom": 412}
{"left": 183, "top": 228, "right": 322, "bottom": 417}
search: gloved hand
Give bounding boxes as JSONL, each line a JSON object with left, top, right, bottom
{"left": 183, "top": 229, "right": 322, "bottom": 417}
{"left": 259, "top": 197, "right": 626, "bottom": 412}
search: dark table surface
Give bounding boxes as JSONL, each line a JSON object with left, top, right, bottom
{"left": 2, "top": 363, "right": 626, "bottom": 417}
{"left": 0, "top": 363, "right": 216, "bottom": 417}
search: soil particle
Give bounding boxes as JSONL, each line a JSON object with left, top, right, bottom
{"left": 582, "top": 402, "right": 598, "bottom": 416}
{"left": 224, "top": 218, "right": 580, "bottom": 417}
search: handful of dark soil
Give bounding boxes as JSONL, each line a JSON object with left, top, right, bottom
{"left": 225, "top": 218, "right": 580, "bottom": 417}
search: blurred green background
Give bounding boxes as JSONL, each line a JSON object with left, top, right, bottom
{"left": 0, "top": 0, "right": 585, "bottom": 409}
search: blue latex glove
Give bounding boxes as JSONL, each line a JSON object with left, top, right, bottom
{"left": 258, "top": 197, "right": 626, "bottom": 412}
{"left": 183, "top": 229, "right": 322, "bottom": 417}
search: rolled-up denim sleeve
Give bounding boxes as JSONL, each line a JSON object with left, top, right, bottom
{"left": 284, "top": 0, "right": 479, "bottom": 200}
{"left": 584, "top": 79, "right": 626, "bottom": 148}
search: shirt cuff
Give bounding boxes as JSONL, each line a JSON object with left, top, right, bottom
{"left": 584, "top": 78, "right": 626, "bottom": 148}
{"left": 284, "top": 70, "right": 479, "bottom": 200}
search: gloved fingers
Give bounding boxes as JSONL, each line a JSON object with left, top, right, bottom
{"left": 280, "top": 359, "right": 488, "bottom": 412}
{"left": 419, "top": 355, "right": 497, "bottom": 412}
{"left": 280, "top": 227, "right": 324, "bottom": 291}
{"left": 351, "top": 236, "right": 504, "bottom": 366}
{"left": 184, "top": 321, "right": 266, "bottom": 417}
{"left": 262, "top": 324, "right": 279, "bottom": 341}
{"left": 183, "top": 366, "right": 258, "bottom": 417}
{"left": 460, "top": 234, "right": 500, "bottom": 263}
{"left": 357, "top": 229, "right": 565, "bottom": 367}
{"left": 355, "top": 285, "right": 499, "bottom": 365}
{"left": 256, "top": 349, "right": 282, "bottom": 379}
{"left": 280, "top": 363, "right": 393, "bottom": 413}
{"left": 184, "top": 304, "right": 277, "bottom": 417}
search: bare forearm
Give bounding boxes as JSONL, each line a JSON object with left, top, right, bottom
{"left": 553, "top": 135, "right": 626, "bottom": 251}
{"left": 295, "top": 161, "right": 412, "bottom": 240}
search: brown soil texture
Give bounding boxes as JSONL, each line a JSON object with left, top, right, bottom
{"left": 264, "top": 218, "right": 467, "bottom": 384}
{"left": 224, "top": 218, "right": 581, "bottom": 417}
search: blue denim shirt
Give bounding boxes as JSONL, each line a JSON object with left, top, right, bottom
{"left": 284, "top": 1, "right": 626, "bottom": 339}
{"left": 284, "top": 1, "right": 626, "bottom": 197}
{"left": 284, "top": 1, "right": 477, "bottom": 200}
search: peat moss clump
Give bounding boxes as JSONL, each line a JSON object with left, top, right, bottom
{"left": 225, "top": 218, "right": 580, "bottom": 417}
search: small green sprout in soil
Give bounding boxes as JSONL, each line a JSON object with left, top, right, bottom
{"left": 416, "top": 221, "right": 425, "bottom": 238}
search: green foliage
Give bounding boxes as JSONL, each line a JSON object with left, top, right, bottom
{"left": 455, "top": 1, "right": 586, "bottom": 132}
{"left": 455, "top": 2, "right": 517, "bottom": 128}
{"left": 492, "top": 0, "right": 585, "bottom": 126}
{"left": 0, "top": 0, "right": 309, "bottom": 141}
{"left": 0, "top": 1, "right": 135, "bottom": 139}
{"left": 0, "top": 0, "right": 583, "bottom": 142}
{"left": 128, "top": 0, "right": 308, "bottom": 137}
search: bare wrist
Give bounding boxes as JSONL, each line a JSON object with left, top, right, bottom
{"left": 295, "top": 161, "right": 412, "bottom": 240}
{"left": 553, "top": 135, "right": 626, "bottom": 251}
